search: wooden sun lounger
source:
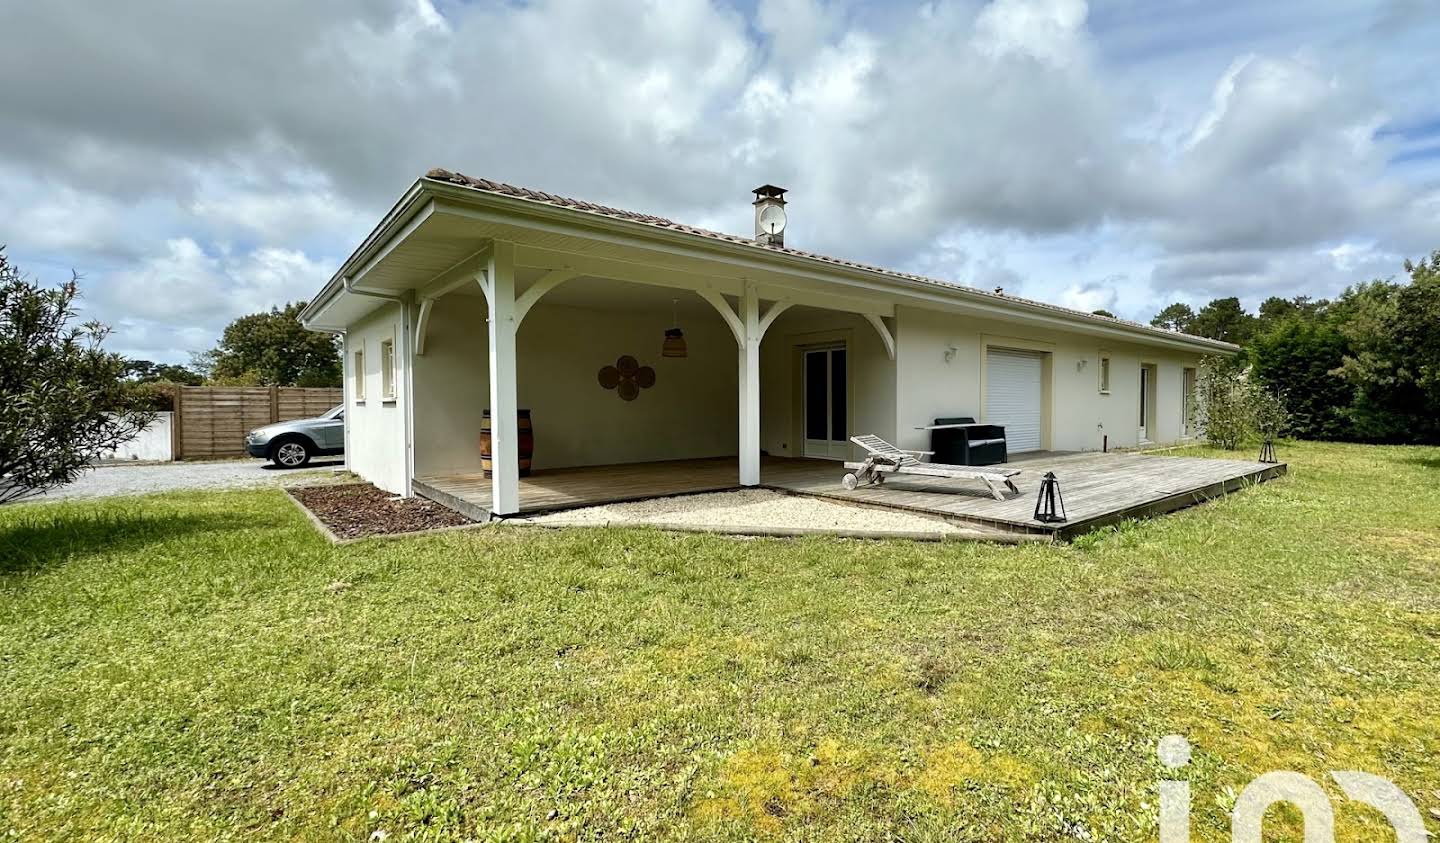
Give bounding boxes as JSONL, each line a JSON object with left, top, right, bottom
{"left": 842, "top": 434, "right": 1022, "bottom": 500}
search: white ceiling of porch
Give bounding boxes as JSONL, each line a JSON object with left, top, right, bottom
{"left": 444, "top": 271, "right": 723, "bottom": 317}
{"left": 528, "top": 275, "right": 726, "bottom": 316}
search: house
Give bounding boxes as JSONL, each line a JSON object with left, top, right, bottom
{"left": 300, "top": 169, "right": 1235, "bottom": 518}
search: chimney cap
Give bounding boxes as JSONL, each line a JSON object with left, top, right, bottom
{"left": 752, "top": 184, "right": 787, "bottom": 203}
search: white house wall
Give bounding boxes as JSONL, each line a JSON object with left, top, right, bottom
{"left": 349, "top": 292, "right": 1207, "bottom": 494}
{"left": 894, "top": 306, "right": 1202, "bottom": 453}
{"left": 759, "top": 308, "right": 896, "bottom": 461}
{"left": 411, "top": 295, "right": 739, "bottom": 476}
{"left": 412, "top": 293, "right": 491, "bottom": 477}
{"left": 345, "top": 302, "right": 409, "bottom": 494}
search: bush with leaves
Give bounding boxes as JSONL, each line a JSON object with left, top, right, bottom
{"left": 1193, "top": 356, "right": 1288, "bottom": 450}
{"left": 0, "top": 250, "right": 153, "bottom": 503}
{"left": 1331, "top": 252, "right": 1440, "bottom": 443}
{"left": 123, "top": 380, "right": 179, "bottom": 412}
{"left": 1157, "top": 254, "right": 1440, "bottom": 444}
{"left": 1194, "top": 357, "right": 1252, "bottom": 450}
{"left": 1247, "top": 317, "right": 1353, "bottom": 440}
{"left": 1250, "top": 386, "right": 1291, "bottom": 444}
{"left": 117, "top": 359, "right": 203, "bottom": 412}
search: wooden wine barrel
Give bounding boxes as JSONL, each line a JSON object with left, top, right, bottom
{"left": 480, "top": 409, "right": 533, "bottom": 478}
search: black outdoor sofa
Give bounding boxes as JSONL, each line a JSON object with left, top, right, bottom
{"left": 928, "top": 416, "right": 1008, "bottom": 466}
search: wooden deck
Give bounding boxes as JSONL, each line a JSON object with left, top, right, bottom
{"left": 765, "top": 451, "right": 1286, "bottom": 539}
{"left": 415, "top": 451, "right": 1286, "bottom": 539}
{"left": 415, "top": 457, "right": 742, "bottom": 522}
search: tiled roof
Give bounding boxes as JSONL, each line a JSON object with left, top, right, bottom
{"left": 423, "top": 168, "right": 1230, "bottom": 348}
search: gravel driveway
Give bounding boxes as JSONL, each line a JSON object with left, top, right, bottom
{"left": 30, "top": 458, "right": 345, "bottom": 502}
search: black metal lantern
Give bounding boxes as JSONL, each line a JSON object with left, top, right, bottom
{"left": 1034, "top": 471, "right": 1067, "bottom": 523}
{"left": 1259, "top": 437, "right": 1277, "bottom": 464}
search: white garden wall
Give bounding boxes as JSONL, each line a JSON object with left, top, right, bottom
{"left": 96, "top": 412, "right": 173, "bottom": 462}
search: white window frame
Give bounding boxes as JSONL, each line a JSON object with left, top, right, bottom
{"left": 1098, "top": 353, "right": 1111, "bottom": 394}
{"left": 380, "top": 338, "right": 396, "bottom": 401}
{"left": 353, "top": 347, "right": 366, "bottom": 402}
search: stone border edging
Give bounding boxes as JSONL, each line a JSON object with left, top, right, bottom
{"left": 506, "top": 517, "right": 1047, "bottom": 544}
{"left": 284, "top": 484, "right": 1048, "bottom": 545}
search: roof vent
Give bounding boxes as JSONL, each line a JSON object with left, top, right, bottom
{"left": 753, "top": 184, "right": 788, "bottom": 247}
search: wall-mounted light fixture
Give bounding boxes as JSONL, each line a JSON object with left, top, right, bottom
{"left": 1077, "top": 359, "right": 1088, "bottom": 372}
{"left": 943, "top": 344, "right": 958, "bottom": 364}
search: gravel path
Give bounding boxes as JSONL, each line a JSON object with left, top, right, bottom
{"left": 524, "top": 488, "right": 990, "bottom": 537}
{"left": 31, "top": 458, "right": 344, "bottom": 502}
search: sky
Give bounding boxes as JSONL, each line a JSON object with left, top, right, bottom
{"left": 2, "top": 0, "right": 1437, "bottom": 364}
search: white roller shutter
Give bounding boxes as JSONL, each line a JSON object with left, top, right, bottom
{"left": 985, "top": 349, "right": 1043, "bottom": 453}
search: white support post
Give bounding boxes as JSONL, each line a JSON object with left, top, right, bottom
{"left": 738, "top": 282, "right": 761, "bottom": 486}
{"left": 401, "top": 291, "right": 416, "bottom": 497}
{"left": 486, "top": 240, "right": 520, "bottom": 515}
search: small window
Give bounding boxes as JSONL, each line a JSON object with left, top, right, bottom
{"left": 353, "top": 348, "right": 366, "bottom": 402}
{"left": 380, "top": 339, "right": 396, "bottom": 400}
{"left": 1098, "top": 355, "right": 1111, "bottom": 394}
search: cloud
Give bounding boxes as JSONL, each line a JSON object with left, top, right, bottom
{"left": 187, "top": 186, "right": 367, "bottom": 248}
{"left": 0, "top": 0, "right": 1437, "bottom": 361}
{"left": 1152, "top": 252, "right": 1270, "bottom": 291}
{"left": 973, "top": 0, "right": 1090, "bottom": 66}
{"left": 1149, "top": 241, "right": 1403, "bottom": 304}
{"left": 1058, "top": 280, "right": 1119, "bottom": 314}
{"left": 88, "top": 239, "right": 328, "bottom": 361}
{"left": 95, "top": 239, "right": 230, "bottom": 322}
{"left": 1152, "top": 55, "right": 1403, "bottom": 252}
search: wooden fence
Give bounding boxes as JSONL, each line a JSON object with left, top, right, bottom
{"left": 172, "top": 386, "right": 343, "bottom": 460}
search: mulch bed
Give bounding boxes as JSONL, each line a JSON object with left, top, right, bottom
{"left": 290, "top": 483, "right": 473, "bottom": 540}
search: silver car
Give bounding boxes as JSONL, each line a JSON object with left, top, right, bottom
{"left": 246, "top": 405, "right": 345, "bottom": 468}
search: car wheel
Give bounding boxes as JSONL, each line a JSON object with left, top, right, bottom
{"left": 271, "top": 439, "right": 313, "bottom": 468}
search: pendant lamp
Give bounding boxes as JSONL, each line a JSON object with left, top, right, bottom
{"left": 662, "top": 298, "right": 687, "bottom": 358}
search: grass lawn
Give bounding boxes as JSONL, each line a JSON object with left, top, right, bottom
{"left": 1, "top": 441, "right": 1437, "bottom": 841}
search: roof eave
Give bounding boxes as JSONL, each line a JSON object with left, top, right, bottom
{"left": 305, "top": 175, "right": 1241, "bottom": 356}
{"left": 299, "top": 179, "right": 430, "bottom": 328}
{"left": 418, "top": 177, "right": 1240, "bottom": 355}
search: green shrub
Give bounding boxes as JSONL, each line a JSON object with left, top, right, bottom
{"left": 1195, "top": 357, "right": 1287, "bottom": 450}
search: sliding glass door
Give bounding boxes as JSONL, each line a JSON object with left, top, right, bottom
{"left": 803, "top": 345, "right": 847, "bottom": 459}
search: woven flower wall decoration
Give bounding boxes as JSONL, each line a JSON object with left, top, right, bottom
{"left": 597, "top": 355, "right": 656, "bottom": 402}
